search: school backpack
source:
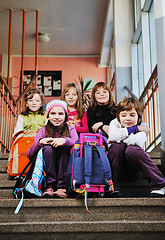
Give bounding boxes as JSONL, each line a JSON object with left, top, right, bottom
{"left": 66, "top": 133, "right": 114, "bottom": 213}
{"left": 13, "top": 148, "right": 46, "bottom": 214}
{"left": 7, "top": 131, "right": 37, "bottom": 177}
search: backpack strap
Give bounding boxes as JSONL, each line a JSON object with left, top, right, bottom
{"left": 13, "top": 158, "right": 34, "bottom": 192}
{"left": 94, "top": 145, "right": 114, "bottom": 191}
{"left": 14, "top": 148, "right": 44, "bottom": 214}
{"left": 84, "top": 143, "right": 93, "bottom": 185}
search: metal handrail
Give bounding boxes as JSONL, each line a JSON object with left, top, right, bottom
{"left": 0, "top": 73, "right": 37, "bottom": 153}
{"left": 124, "top": 66, "right": 160, "bottom": 151}
{"left": 124, "top": 86, "right": 138, "bottom": 99}
{"left": 0, "top": 74, "right": 18, "bottom": 153}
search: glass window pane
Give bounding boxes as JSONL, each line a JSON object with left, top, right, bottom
{"left": 137, "top": 34, "right": 144, "bottom": 95}
{"left": 148, "top": 1, "right": 157, "bottom": 72}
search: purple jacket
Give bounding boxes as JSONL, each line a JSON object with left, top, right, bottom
{"left": 27, "top": 125, "right": 78, "bottom": 161}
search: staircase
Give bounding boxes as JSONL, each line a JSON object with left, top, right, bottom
{"left": 0, "top": 152, "right": 165, "bottom": 240}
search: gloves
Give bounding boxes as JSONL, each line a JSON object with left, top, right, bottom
{"left": 123, "top": 132, "right": 147, "bottom": 147}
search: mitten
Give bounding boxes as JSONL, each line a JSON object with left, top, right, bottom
{"left": 123, "top": 133, "right": 135, "bottom": 146}
{"left": 133, "top": 132, "right": 147, "bottom": 147}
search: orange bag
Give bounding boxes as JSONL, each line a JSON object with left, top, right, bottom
{"left": 7, "top": 132, "right": 37, "bottom": 177}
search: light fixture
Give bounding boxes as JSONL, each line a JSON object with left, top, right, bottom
{"left": 38, "top": 32, "right": 50, "bottom": 43}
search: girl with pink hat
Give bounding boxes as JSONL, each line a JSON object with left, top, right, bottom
{"left": 27, "top": 100, "right": 78, "bottom": 198}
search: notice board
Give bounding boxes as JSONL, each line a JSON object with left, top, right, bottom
{"left": 23, "top": 70, "right": 62, "bottom": 96}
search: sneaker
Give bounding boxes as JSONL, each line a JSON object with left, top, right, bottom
{"left": 150, "top": 187, "right": 165, "bottom": 197}
{"left": 53, "top": 189, "right": 67, "bottom": 199}
{"left": 42, "top": 186, "right": 54, "bottom": 198}
{"left": 104, "top": 191, "right": 123, "bottom": 198}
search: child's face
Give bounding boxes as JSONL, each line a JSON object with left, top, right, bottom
{"left": 95, "top": 87, "right": 109, "bottom": 105}
{"left": 26, "top": 93, "right": 42, "bottom": 112}
{"left": 64, "top": 87, "right": 78, "bottom": 108}
{"left": 119, "top": 108, "right": 138, "bottom": 128}
{"left": 48, "top": 106, "right": 66, "bottom": 127}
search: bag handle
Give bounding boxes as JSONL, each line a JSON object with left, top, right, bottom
{"left": 79, "top": 133, "right": 103, "bottom": 146}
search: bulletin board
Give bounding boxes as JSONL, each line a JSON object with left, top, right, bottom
{"left": 23, "top": 70, "right": 62, "bottom": 96}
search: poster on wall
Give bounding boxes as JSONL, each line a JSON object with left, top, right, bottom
{"left": 23, "top": 70, "right": 62, "bottom": 96}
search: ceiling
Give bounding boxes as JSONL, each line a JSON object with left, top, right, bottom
{"left": 0, "top": 0, "right": 113, "bottom": 66}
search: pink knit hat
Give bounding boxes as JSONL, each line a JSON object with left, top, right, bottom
{"left": 46, "top": 100, "right": 68, "bottom": 117}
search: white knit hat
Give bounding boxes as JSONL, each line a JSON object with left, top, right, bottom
{"left": 46, "top": 100, "right": 68, "bottom": 117}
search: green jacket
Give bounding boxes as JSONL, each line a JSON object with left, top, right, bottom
{"left": 14, "top": 111, "right": 46, "bottom": 135}
{"left": 21, "top": 111, "right": 46, "bottom": 132}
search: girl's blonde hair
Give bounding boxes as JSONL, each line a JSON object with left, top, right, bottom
{"left": 62, "top": 83, "right": 84, "bottom": 118}
{"left": 21, "top": 89, "right": 45, "bottom": 116}
{"left": 89, "top": 82, "right": 115, "bottom": 110}
{"left": 116, "top": 97, "right": 143, "bottom": 125}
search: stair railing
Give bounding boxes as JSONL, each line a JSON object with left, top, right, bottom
{"left": 0, "top": 73, "right": 37, "bottom": 153}
{"left": 124, "top": 66, "right": 160, "bottom": 151}
{"left": 0, "top": 73, "right": 18, "bottom": 153}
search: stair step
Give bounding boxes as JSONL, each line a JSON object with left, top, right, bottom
{"left": 0, "top": 220, "right": 164, "bottom": 234}
{"left": 0, "top": 198, "right": 164, "bottom": 222}
{"left": 0, "top": 189, "right": 14, "bottom": 199}
{"left": 0, "top": 160, "right": 8, "bottom": 172}
{"left": 0, "top": 173, "right": 14, "bottom": 181}
{"left": 0, "top": 153, "right": 9, "bottom": 159}
{"left": 0, "top": 230, "right": 165, "bottom": 240}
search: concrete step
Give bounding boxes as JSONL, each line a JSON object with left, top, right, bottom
{"left": 0, "top": 154, "right": 165, "bottom": 239}
{"left": 0, "top": 153, "right": 9, "bottom": 159}
{"left": 0, "top": 198, "right": 164, "bottom": 222}
{"left": 0, "top": 159, "right": 8, "bottom": 172}
{"left": 0, "top": 220, "right": 165, "bottom": 240}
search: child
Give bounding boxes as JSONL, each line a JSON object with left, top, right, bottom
{"left": 27, "top": 100, "right": 78, "bottom": 198}
{"left": 87, "top": 82, "right": 116, "bottom": 138}
{"left": 108, "top": 97, "right": 165, "bottom": 197}
{"left": 62, "top": 83, "right": 89, "bottom": 134}
{"left": 13, "top": 89, "right": 46, "bottom": 135}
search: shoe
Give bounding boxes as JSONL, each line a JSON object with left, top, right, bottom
{"left": 42, "top": 186, "right": 54, "bottom": 198}
{"left": 149, "top": 187, "right": 165, "bottom": 197}
{"left": 104, "top": 191, "right": 123, "bottom": 198}
{"left": 53, "top": 189, "right": 67, "bottom": 199}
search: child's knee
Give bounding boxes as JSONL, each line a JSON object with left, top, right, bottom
{"left": 125, "top": 145, "right": 142, "bottom": 158}
{"left": 108, "top": 142, "right": 126, "bottom": 154}
{"left": 43, "top": 145, "right": 54, "bottom": 153}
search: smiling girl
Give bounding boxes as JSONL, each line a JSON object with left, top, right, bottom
{"left": 62, "top": 83, "right": 89, "bottom": 134}
{"left": 13, "top": 89, "right": 46, "bottom": 136}
{"left": 107, "top": 97, "right": 165, "bottom": 197}
{"left": 27, "top": 100, "right": 78, "bottom": 198}
{"left": 87, "top": 82, "right": 116, "bottom": 138}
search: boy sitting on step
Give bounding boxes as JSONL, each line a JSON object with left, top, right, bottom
{"left": 107, "top": 97, "right": 165, "bottom": 197}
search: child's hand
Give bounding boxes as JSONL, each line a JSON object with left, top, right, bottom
{"left": 51, "top": 138, "right": 66, "bottom": 147}
{"left": 107, "top": 138, "right": 111, "bottom": 144}
{"left": 102, "top": 125, "right": 109, "bottom": 134}
{"left": 92, "top": 122, "right": 103, "bottom": 133}
{"left": 39, "top": 137, "right": 54, "bottom": 145}
{"left": 138, "top": 125, "right": 150, "bottom": 136}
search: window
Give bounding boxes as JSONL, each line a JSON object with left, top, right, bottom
{"left": 137, "top": 34, "right": 144, "bottom": 95}
{"left": 148, "top": 1, "right": 157, "bottom": 72}
{"left": 134, "top": 0, "right": 142, "bottom": 28}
